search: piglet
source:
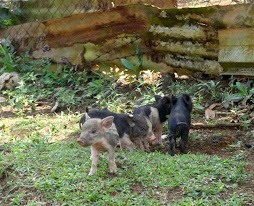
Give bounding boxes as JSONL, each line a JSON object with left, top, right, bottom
{"left": 134, "top": 95, "right": 173, "bottom": 145}
{"left": 80, "top": 109, "right": 155, "bottom": 150}
{"left": 168, "top": 94, "right": 192, "bottom": 156}
{"left": 77, "top": 116, "right": 119, "bottom": 175}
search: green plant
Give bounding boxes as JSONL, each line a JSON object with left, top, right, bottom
{"left": 0, "top": 4, "right": 22, "bottom": 28}
{"left": 223, "top": 81, "right": 254, "bottom": 106}
{"left": 2, "top": 80, "right": 36, "bottom": 110}
{"left": 235, "top": 81, "right": 254, "bottom": 102}
{"left": 235, "top": 82, "right": 249, "bottom": 97}
{"left": 197, "top": 80, "right": 222, "bottom": 102}
{"left": 121, "top": 44, "right": 143, "bottom": 80}
{"left": 136, "top": 79, "right": 163, "bottom": 106}
{"left": 54, "top": 87, "right": 77, "bottom": 107}
{"left": 0, "top": 37, "right": 19, "bottom": 73}
{"left": 1, "top": 46, "right": 95, "bottom": 110}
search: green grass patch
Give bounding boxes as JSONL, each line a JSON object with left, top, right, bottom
{"left": 1, "top": 137, "right": 251, "bottom": 205}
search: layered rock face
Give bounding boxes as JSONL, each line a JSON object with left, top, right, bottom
{"left": 1, "top": 3, "right": 254, "bottom": 76}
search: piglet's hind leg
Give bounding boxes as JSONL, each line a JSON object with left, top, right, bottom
{"left": 168, "top": 133, "right": 176, "bottom": 156}
{"left": 180, "top": 131, "right": 189, "bottom": 154}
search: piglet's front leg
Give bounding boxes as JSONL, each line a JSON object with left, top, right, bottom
{"left": 108, "top": 148, "right": 117, "bottom": 174}
{"left": 89, "top": 146, "right": 99, "bottom": 175}
{"left": 154, "top": 123, "right": 163, "bottom": 145}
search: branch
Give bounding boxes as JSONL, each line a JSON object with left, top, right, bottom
{"left": 191, "top": 122, "right": 242, "bottom": 129}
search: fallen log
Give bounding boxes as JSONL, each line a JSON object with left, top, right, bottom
{"left": 1, "top": 4, "right": 254, "bottom": 76}
{"left": 191, "top": 122, "right": 242, "bottom": 129}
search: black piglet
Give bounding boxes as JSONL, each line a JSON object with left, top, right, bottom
{"left": 168, "top": 94, "right": 192, "bottom": 156}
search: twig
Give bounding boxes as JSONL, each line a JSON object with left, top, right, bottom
{"left": 51, "top": 101, "right": 59, "bottom": 113}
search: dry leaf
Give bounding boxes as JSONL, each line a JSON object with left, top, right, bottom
{"left": 205, "top": 108, "right": 216, "bottom": 120}
{"left": 209, "top": 103, "right": 222, "bottom": 110}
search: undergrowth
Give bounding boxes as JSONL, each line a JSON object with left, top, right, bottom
{"left": 1, "top": 39, "right": 254, "bottom": 114}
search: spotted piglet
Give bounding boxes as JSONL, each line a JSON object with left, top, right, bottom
{"left": 133, "top": 95, "right": 173, "bottom": 145}
{"left": 77, "top": 116, "right": 119, "bottom": 175}
{"left": 80, "top": 109, "right": 155, "bottom": 150}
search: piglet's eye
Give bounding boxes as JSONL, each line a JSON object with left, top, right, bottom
{"left": 140, "top": 127, "right": 145, "bottom": 131}
{"left": 91, "top": 129, "right": 97, "bottom": 134}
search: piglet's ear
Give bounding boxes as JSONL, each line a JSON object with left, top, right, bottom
{"left": 162, "top": 96, "right": 172, "bottom": 105}
{"left": 126, "top": 115, "right": 136, "bottom": 127}
{"left": 183, "top": 94, "right": 191, "bottom": 104}
{"left": 139, "top": 109, "right": 146, "bottom": 116}
{"left": 171, "top": 95, "right": 177, "bottom": 105}
{"left": 101, "top": 116, "right": 114, "bottom": 131}
{"left": 154, "top": 95, "right": 162, "bottom": 102}
{"left": 183, "top": 94, "right": 193, "bottom": 112}
{"left": 85, "top": 113, "right": 91, "bottom": 120}
{"left": 79, "top": 113, "right": 90, "bottom": 129}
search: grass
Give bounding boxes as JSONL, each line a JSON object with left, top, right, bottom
{"left": 0, "top": 113, "right": 80, "bottom": 143}
{"left": 0, "top": 140, "right": 251, "bottom": 205}
{"left": 0, "top": 113, "right": 253, "bottom": 205}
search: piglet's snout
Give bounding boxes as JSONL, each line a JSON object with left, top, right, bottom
{"left": 77, "top": 138, "right": 86, "bottom": 147}
{"left": 148, "top": 134, "right": 157, "bottom": 143}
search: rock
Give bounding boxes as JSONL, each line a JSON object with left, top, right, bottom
{"left": 118, "top": 97, "right": 128, "bottom": 104}
{"left": 0, "top": 97, "right": 6, "bottom": 103}
{"left": 0, "top": 72, "right": 21, "bottom": 91}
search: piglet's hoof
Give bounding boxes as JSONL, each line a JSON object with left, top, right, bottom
{"left": 150, "top": 140, "right": 161, "bottom": 146}
{"left": 148, "top": 135, "right": 157, "bottom": 143}
{"left": 88, "top": 170, "right": 97, "bottom": 176}
{"left": 109, "top": 168, "right": 117, "bottom": 175}
{"left": 156, "top": 141, "right": 163, "bottom": 146}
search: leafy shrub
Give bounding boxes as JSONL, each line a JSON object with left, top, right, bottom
{"left": 197, "top": 80, "right": 222, "bottom": 103}
{"left": 223, "top": 81, "right": 254, "bottom": 106}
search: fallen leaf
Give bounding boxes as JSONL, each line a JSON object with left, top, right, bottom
{"left": 205, "top": 108, "right": 216, "bottom": 120}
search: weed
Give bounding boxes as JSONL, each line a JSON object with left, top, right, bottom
{"left": 136, "top": 79, "right": 163, "bottom": 105}
{"left": 2, "top": 80, "right": 37, "bottom": 110}
{"left": 0, "top": 4, "right": 22, "bottom": 28}
{"left": 121, "top": 44, "right": 143, "bottom": 80}
{"left": 1, "top": 53, "right": 93, "bottom": 110}
{"left": 197, "top": 80, "right": 222, "bottom": 102}
{"left": 223, "top": 81, "right": 254, "bottom": 106}
{"left": 0, "top": 38, "right": 19, "bottom": 73}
